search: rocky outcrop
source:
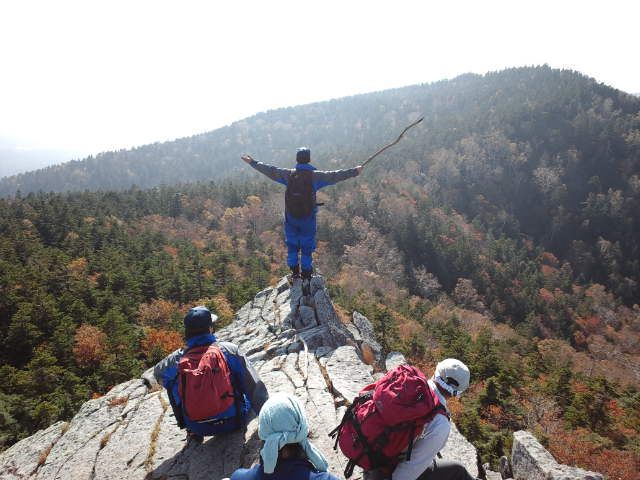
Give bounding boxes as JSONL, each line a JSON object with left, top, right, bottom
{"left": 384, "top": 351, "right": 408, "bottom": 371}
{"left": 350, "top": 311, "right": 382, "bottom": 366}
{"left": 0, "top": 277, "right": 478, "bottom": 480}
{"left": 510, "top": 431, "right": 602, "bottom": 480}
{"left": 0, "top": 277, "right": 600, "bottom": 480}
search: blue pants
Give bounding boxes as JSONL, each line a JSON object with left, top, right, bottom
{"left": 284, "top": 214, "right": 316, "bottom": 271}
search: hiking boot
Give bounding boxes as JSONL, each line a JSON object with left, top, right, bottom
{"left": 287, "top": 265, "right": 301, "bottom": 285}
{"left": 301, "top": 269, "right": 313, "bottom": 296}
{"left": 186, "top": 431, "right": 204, "bottom": 445}
{"left": 301, "top": 268, "right": 313, "bottom": 280}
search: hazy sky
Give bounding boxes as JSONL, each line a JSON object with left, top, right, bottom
{"left": 1, "top": 0, "right": 639, "bottom": 165}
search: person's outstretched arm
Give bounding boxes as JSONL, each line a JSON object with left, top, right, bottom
{"left": 314, "top": 165, "right": 363, "bottom": 189}
{"left": 241, "top": 154, "right": 291, "bottom": 186}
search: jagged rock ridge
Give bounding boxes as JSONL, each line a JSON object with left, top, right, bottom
{"left": 0, "top": 277, "right": 600, "bottom": 480}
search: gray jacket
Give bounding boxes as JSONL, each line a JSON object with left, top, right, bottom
{"left": 249, "top": 160, "right": 359, "bottom": 190}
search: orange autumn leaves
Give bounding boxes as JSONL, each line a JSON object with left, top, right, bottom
{"left": 548, "top": 429, "right": 640, "bottom": 480}
{"left": 73, "top": 323, "right": 181, "bottom": 367}
{"left": 137, "top": 299, "right": 179, "bottom": 328}
{"left": 137, "top": 298, "right": 183, "bottom": 360}
{"left": 73, "top": 299, "right": 181, "bottom": 368}
{"left": 140, "top": 328, "right": 182, "bottom": 361}
{"left": 73, "top": 324, "right": 108, "bottom": 367}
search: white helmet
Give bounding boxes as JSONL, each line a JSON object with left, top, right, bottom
{"left": 434, "top": 358, "right": 470, "bottom": 397}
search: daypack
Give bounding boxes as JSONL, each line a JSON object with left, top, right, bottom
{"left": 176, "top": 344, "right": 236, "bottom": 422}
{"left": 285, "top": 169, "right": 315, "bottom": 218}
{"left": 329, "top": 364, "right": 448, "bottom": 478}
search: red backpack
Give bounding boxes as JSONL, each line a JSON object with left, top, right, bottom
{"left": 329, "top": 364, "right": 448, "bottom": 478}
{"left": 177, "top": 344, "right": 235, "bottom": 421}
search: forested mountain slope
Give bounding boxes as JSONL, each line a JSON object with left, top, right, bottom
{"left": 4, "top": 67, "right": 640, "bottom": 304}
{"left": 3, "top": 66, "right": 639, "bottom": 199}
{"left": 1, "top": 182, "right": 638, "bottom": 478}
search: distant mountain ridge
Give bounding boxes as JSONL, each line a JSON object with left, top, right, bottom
{"left": 0, "top": 144, "right": 81, "bottom": 179}
{"left": 2, "top": 66, "right": 638, "bottom": 197}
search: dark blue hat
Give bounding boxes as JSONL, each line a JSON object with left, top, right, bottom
{"left": 296, "top": 147, "right": 311, "bottom": 164}
{"left": 184, "top": 306, "right": 217, "bottom": 330}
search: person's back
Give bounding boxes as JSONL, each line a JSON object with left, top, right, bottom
{"left": 153, "top": 306, "right": 268, "bottom": 442}
{"left": 242, "top": 148, "right": 362, "bottom": 282}
{"left": 229, "top": 393, "right": 340, "bottom": 480}
{"left": 230, "top": 451, "right": 337, "bottom": 480}
{"left": 334, "top": 359, "right": 477, "bottom": 480}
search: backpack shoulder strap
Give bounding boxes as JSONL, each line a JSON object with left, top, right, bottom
{"left": 166, "top": 377, "right": 185, "bottom": 428}
{"left": 214, "top": 343, "right": 245, "bottom": 426}
{"left": 181, "top": 343, "right": 209, "bottom": 357}
{"left": 438, "top": 403, "right": 451, "bottom": 421}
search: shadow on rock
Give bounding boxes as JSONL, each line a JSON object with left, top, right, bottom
{"left": 146, "top": 420, "right": 262, "bottom": 480}
{"left": 288, "top": 278, "right": 317, "bottom": 330}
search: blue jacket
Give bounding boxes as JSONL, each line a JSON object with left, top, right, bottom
{"left": 231, "top": 458, "right": 340, "bottom": 480}
{"left": 153, "top": 333, "right": 268, "bottom": 436}
{"left": 249, "top": 160, "right": 359, "bottom": 218}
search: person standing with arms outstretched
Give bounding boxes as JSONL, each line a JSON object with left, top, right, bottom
{"left": 242, "top": 148, "right": 362, "bottom": 285}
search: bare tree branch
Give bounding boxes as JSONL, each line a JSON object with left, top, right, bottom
{"left": 362, "top": 116, "right": 424, "bottom": 167}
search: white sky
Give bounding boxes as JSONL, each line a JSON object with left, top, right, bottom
{"left": 1, "top": 0, "right": 639, "bottom": 162}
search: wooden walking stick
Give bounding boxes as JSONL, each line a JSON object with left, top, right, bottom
{"left": 361, "top": 116, "right": 424, "bottom": 167}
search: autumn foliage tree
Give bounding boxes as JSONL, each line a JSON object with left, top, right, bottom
{"left": 207, "top": 294, "right": 235, "bottom": 328}
{"left": 137, "top": 298, "right": 179, "bottom": 328}
{"left": 73, "top": 325, "right": 108, "bottom": 368}
{"left": 141, "top": 328, "right": 183, "bottom": 364}
{"left": 548, "top": 428, "right": 640, "bottom": 480}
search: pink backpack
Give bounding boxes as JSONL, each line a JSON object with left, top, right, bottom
{"left": 329, "top": 364, "right": 448, "bottom": 478}
{"left": 177, "top": 344, "right": 235, "bottom": 421}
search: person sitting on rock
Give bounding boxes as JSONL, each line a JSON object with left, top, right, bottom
{"left": 241, "top": 148, "right": 362, "bottom": 284}
{"left": 153, "top": 306, "right": 268, "bottom": 444}
{"left": 363, "top": 359, "right": 477, "bottom": 480}
{"left": 229, "top": 392, "right": 340, "bottom": 480}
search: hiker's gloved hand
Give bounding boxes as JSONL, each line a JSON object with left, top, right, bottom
{"left": 356, "top": 165, "right": 363, "bottom": 175}
{"left": 241, "top": 154, "right": 254, "bottom": 164}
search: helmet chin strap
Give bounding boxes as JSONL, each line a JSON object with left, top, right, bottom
{"left": 434, "top": 375, "right": 459, "bottom": 397}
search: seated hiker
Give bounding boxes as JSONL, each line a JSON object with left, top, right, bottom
{"left": 242, "top": 148, "right": 362, "bottom": 283}
{"left": 332, "top": 358, "right": 477, "bottom": 480}
{"left": 153, "top": 306, "right": 268, "bottom": 443}
{"left": 230, "top": 392, "right": 340, "bottom": 480}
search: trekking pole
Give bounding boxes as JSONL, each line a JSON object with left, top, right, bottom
{"left": 361, "top": 116, "right": 424, "bottom": 168}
